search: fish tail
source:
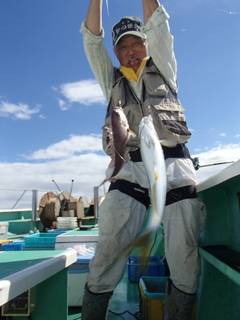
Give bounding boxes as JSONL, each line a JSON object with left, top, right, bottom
{"left": 123, "top": 231, "right": 156, "bottom": 275}
{"left": 134, "top": 232, "right": 156, "bottom": 277}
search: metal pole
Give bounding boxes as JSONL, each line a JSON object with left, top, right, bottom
{"left": 32, "top": 190, "right": 38, "bottom": 226}
{"left": 93, "top": 186, "right": 99, "bottom": 220}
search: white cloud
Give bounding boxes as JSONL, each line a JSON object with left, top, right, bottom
{"left": 0, "top": 101, "right": 40, "bottom": 120}
{"left": 194, "top": 143, "right": 240, "bottom": 165}
{"left": 219, "top": 9, "right": 240, "bottom": 15}
{"left": 0, "top": 134, "right": 110, "bottom": 208}
{"left": 26, "top": 134, "right": 103, "bottom": 160}
{"left": 194, "top": 143, "right": 240, "bottom": 183}
{"left": 2, "top": 140, "right": 240, "bottom": 210}
{"left": 0, "top": 153, "right": 110, "bottom": 209}
{"left": 57, "top": 98, "right": 69, "bottom": 111}
{"left": 56, "top": 79, "right": 106, "bottom": 109}
{"left": 219, "top": 132, "right": 226, "bottom": 137}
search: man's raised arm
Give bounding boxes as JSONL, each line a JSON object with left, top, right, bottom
{"left": 85, "top": 0, "right": 103, "bottom": 35}
{"left": 142, "top": 0, "right": 160, "bottom": 23}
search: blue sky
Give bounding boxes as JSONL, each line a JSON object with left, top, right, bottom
{"left": 0, "top": 0, "right": 239, "bottom": 208}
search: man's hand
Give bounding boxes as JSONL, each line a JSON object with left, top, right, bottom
{"left": 85, "top": 0, "right": 103, "bottom": 36}
{"left": 142, "top": 0, "right": 160, "bottom": 23}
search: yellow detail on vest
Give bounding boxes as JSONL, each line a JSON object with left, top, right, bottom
{"left": 120, "top": 57, "right": 149, "bottom": 82}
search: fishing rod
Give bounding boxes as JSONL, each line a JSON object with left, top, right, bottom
{"left": 199, "top": 161, "right": 234, "bottom": 168}
{"left": 192, "top": 157, "right": 234, "bottom": 170}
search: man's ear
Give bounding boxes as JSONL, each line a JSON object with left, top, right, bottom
{"left": 114, "top": 46, "right": 120, "bottom": 60}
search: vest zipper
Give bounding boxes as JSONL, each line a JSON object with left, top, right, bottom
{"left": 128, "top": 83, "right": 145, "bottom": 117}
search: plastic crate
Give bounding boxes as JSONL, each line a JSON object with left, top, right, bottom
{"left": 0, "top": 240, "right": 12, "bottom": 250}
{"left": 139, "top": 276, "right": 167, "bottom": 320}
{"left": 1, "top": 240, "right": 25, "bottom": 251}
{"left": 24, "top": 232, "right": 60, "bottom": 249}
{"left": 128, "top": 256, "right": 169, "bottom": 283}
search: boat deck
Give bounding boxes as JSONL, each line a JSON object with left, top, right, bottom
{"left": 68, "top": 271, "right": 140, "bottom": 319}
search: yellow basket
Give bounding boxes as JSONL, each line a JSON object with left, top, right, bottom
{"left": 139, "top": 276, "right": 167, "bottom": 320}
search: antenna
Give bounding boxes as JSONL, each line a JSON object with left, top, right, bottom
{"left": 52, "top": 179, "right": 62, "bottom": 192}
{"left": 52, "top": 179, "right": 66, "bottom": 200}
{"left": 69, "top": 179, "right": 74, "bottom": 197}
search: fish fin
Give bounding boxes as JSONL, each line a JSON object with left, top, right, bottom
{"left": 129, "top": 232, "right": 156, "bottom": 277}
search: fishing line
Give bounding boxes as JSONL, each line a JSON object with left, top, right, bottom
{"left": 105, "top": 0, "right": 109, "bottom": 16}
{"left": 112, "top": 146, "right": 128, "bottom": 162}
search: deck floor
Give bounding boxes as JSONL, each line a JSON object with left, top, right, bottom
{"left": 108, "top": 272, "right": 140, "bottom": 319}
{"left": 68, "top": 271, "right": 140, "bottom": 320}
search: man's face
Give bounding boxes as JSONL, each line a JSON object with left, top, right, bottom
{"left": 114, "top": 35, "right": 147, "bottom": 72}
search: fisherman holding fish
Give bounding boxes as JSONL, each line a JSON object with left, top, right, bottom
{"left": 81, "top": 0, "right": 205, "bottom": 319}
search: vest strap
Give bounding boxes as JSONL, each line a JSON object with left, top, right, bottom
{"left": 129, "top": 144, "right": 190, "bottom": 162}
{"left": 109, "top": 181, "right": 196, "bottom": 208}
{"left": 166, "top": 185, "right": 197, "bottom": 206}
{"left": 109, "top": 180, "right": 150, "bottom": 208}
{"left": 162, "top": 144, "right": 191, "bottom": 160}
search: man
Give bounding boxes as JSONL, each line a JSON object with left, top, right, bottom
{"left": 81, "top": 0, "right": 205, "bottom": 319}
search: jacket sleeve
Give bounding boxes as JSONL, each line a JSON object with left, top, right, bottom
{"left": 80, "top": 23, "right": 114, "bottom": 103}
{"left": 143, "top": 6, "right": 178, "bottom": 93}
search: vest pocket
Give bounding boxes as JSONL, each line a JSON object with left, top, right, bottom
{"left": 144, "top": 72, "right": 169, "bottom": 97}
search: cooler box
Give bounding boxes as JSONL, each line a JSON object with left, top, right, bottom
{"left": 1, "top": 240, "right": 25, "bottom": 251}
{"left": 128, "top": 256, "right": 169, "bottom": 283}
{"left": 139, "top": 276, "right": 167, "bottom": 320}
{"left": 68, "top": 255, "right": 93, "bottom": 307}
{"left": 0, "top": 240, "right": 12, "bottom": 250}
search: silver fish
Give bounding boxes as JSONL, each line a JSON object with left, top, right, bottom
{"left": 126, "top": 115, "right": 166, "bottom": 255}
{"left": 139, "top": 115, "right": 167, "bottom": 232}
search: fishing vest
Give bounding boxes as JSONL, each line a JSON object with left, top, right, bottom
{"left": 107, "top": 58, "right": 191, "bottom": 147}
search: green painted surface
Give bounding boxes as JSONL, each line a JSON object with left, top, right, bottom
{"left": 8, "top": 220, "right": 42, "bottom": 235}
{"left": 0, "top": 210, "right": 32, "bottom": 221}
{"left": 62, "top": 228, "right": 99, "bottom": 236}
{"left": 198, "top": 174, "right": 240, "bottom": 320}
{"left": 0, "top": 250, "right": 71, "bottom": 320}
{"left": 199, "top": 248, "right": 240, "bottom": 286}
{"left": 199, "top": 175, "right": 240, "bottom": 249}
{"left": 32, "top": 269, "right": 69, "bottom": 320}
{"left": 0, "top": 250, "right": 64, "bottom": 277}
{"left": 9, "top": 270, "right": 69, "bottom": 320}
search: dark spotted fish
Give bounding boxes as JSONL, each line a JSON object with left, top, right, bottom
{"left": 109, "top": 105, "right": 130, "bottom": 178}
